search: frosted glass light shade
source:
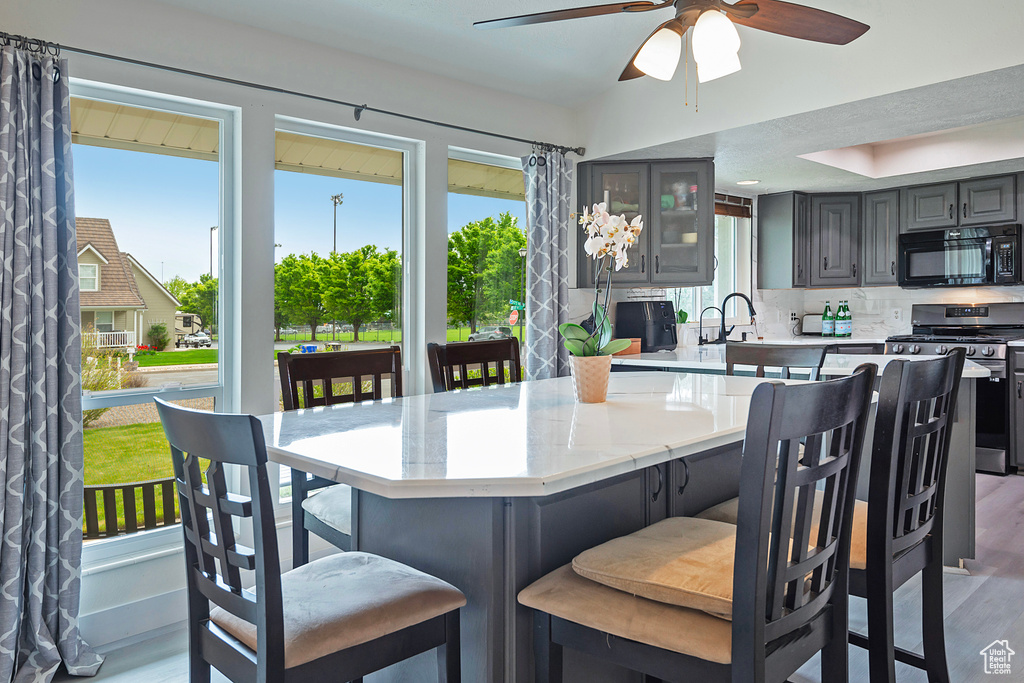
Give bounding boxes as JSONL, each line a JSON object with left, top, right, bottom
{"left": 692, "top": 10, "right": 742, "bottom": 83}
{"left": 633, "top": 27, "right": 682, "bottom": 81}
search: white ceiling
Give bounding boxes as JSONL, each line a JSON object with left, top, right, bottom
{"left": 145, "top": 0, "right": 1024, "bottom": 191}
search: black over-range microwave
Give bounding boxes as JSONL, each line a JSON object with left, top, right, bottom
{"left": 897, "top": 224, "right": 1021, "bottom": 287}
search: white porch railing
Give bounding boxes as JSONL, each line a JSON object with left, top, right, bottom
{"left": 86, "top": 331, "right": 136, "bottom": 348}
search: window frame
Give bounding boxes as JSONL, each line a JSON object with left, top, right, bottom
{"left": 669, "top": 214, "right": 752, "bottom": 326}
{"left": 79, "top": 263, "right": 99, "bottom": 291}
{"left": 72, "top": 79, "right": 238, "bottom": 563}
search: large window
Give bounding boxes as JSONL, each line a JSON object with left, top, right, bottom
{"left": 446, "top": 151, "right": 528, "bottom": 352}
{"left": 73, "top": 85, "right": 232, "bottom": 545}
{"left": 668, "top": 214, "right": 752, "bottom": 322}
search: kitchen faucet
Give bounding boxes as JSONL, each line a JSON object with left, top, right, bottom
{"left": 698, "top": 306, "right": 723, "bottom": 345}
{"left": 718, "top": 292, "right": 757, "bottom": 344}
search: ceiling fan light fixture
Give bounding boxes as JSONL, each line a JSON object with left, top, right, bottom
{"left": 692, "top": 9, "right": 742, "bottom": 83}
{"left": 633, "top": 26, "right": 682, "bottom": 81}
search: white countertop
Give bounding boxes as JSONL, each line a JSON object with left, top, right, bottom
{"left": 611, "top": 346, "right": 991, "bottom": 378}
{"left": 261, "top": 373, "right": 796, "bottom": 500}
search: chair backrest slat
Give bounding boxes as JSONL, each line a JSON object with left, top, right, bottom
{"left": 427, "top": 339, "right": 523, "bottom": 392}
{"left": 725, "top": 342, "right": 828, "bottom": 381}
{"left": 732, "top": 363, "right": 877, "bottom": 651}
{"left": 278, "top": 346, "right": 403, "bottom": 411}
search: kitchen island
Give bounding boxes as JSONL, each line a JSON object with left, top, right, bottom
{"left": 263, "top": 372, "right": 804, "bottom": 683}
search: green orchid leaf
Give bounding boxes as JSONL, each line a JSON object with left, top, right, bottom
{"left": 563, "top": 339, "right": 585, "bottom": 356}
{"left": 558, "top": 322, "right": 591, "bottom": 341}
{"left": 582, "top": 335, "right": 600, "bottom": 356}
{"left": 593, "top": 302, "right": 613, "bottom": 349}
{"left": 600, "top": 338, "right": 633, "bottom": 356}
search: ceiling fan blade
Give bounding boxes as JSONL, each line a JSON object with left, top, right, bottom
{"left": 475, "top": 1, "right": 672, "bottom": 30}
{"left": 729, "top": 0, "right": 869, "bottom": 45}
{"left": 619, "top": 17, "right": 691, "bottom": 81}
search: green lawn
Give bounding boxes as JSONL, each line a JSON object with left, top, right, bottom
{"left": 83, "top": 422, "right": 179, "bottom": 536}
{"left": 276, "top": 326, "right": 525, "bottom": 344}
{"left": 136, "top": 349, "right": 218, "bottom": 367}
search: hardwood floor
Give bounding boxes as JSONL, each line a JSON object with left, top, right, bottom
{"left": 55, "top": 474, "right": 1024, "bottom": 683}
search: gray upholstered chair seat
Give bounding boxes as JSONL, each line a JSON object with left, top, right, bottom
{"left": 211, "top": 552, "right": 465, "bottom": 669}
{"left": 695, "top": 495, "right": 869, "bottom": 569}
{"left": 519, "top": 564, "right": 733, "bottom": 664}
{"left": 301, "top": 483, "right": 352, "bottom": 535}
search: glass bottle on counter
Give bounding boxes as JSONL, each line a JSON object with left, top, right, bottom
{"left": 844, "top": 301, "right": 853, "bottom": 337}
{"left": 822, "top": 302, "right": 834, "bottom": 337}
{"left": 836, "top": 301, "right": 846, "bottom": 338}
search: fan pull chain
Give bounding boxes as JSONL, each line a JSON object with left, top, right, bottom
{"left": 684, "top": 31, "right": 689, "bottom": 107}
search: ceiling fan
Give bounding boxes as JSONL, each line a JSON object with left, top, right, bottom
{"left": 475, "top": 0, "right": 869, "bottom": 84}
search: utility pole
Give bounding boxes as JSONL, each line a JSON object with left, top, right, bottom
{"left": 330, "top": 193, "right": 344, "bottom": 254}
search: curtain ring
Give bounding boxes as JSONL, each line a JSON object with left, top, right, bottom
{"left": 31, "top": 62, "right": 42, "bottom": 81}
{"left": 537, "top": 155, "right": 546, "bottom": 167}
{"left": 52, "top": 65, "right": 61, "bottom": 83}
{"left": 529, "top": 155, "right": 537, "bottom": 167}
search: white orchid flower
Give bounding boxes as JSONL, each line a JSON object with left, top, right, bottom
{"left": 584, "top": 234, "right": 609, "bottom": 258}
{"left": 613, "top": 245, "right": 629, "bottom": 270}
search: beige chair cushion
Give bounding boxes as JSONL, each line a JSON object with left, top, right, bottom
{"left": 694, "top": 496, "right": 868, "bottom": 570}
{"left": 519, "top": 564, "right": 732, "bottom": 664}
{"left": 572, "top": 517, "right": 738, "bottom": 620}
{"left": 301, "top": 484, "right": 352, "bottom": 535}
{"left": 210, "top": 552, "right": 465, "bottom": 669}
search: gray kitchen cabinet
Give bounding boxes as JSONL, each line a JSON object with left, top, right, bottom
{"left": 668, "top": 444, "right": 742, "bottom": 518}
{"left": 902, "top": 175, "right": 1015, "bottom": 232}
{"left": 903, "top": 182, "right": 957, "bottom": 232}
{"left": 756, "top": 191, "right": 809, "bottom": 289}
{"left": 577, "top": 159, "right": 714, "bottom": 288}
{"left": 960, "top": 175, "right": 1016, "bottom": 225}
{"left": 862, "top": 190, "right": 900, "bottom": 286}
{"left": 810, "top": 194, "right": 861, "bottom": 287}
{"left": 1011, "top": 350, "right": 1024, "bottom": 469}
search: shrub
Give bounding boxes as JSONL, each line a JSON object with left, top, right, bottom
{"left": 148, "top": 323, "right": 170, "bottom": 351}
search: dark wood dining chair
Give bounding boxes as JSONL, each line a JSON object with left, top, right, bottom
{"left": 427, "top": 338, "right": 522, "bottom": 392}
{"left": 519, "top": 364, "right": 877, "bottom": 683}
{"left": 725, "top": 341, "right": 829, "bottom": 380}
{"left": 277, "top": 346, "right": 402, "bottom": 566}
{"left": 154, "top": 398, "right": 464, "bottom": 683}
{"left": 848, "top": 348, "right": 965, "bottom": 683}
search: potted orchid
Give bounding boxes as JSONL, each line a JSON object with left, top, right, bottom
{"left": 559, "top": 202, "right": 643, "bottom": 402}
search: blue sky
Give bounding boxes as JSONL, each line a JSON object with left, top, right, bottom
{"left": 72, "top": 144, "right": 528, "bottom": 283}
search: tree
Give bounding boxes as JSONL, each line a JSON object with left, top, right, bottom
{"left": 163, "top": 275, "right": 190, "bottom": 302}
{"left": 447, "top": 212, "right": 526, "bottom": 331}
{"left": 178, "top": 274, "right": 218, "bottom": 335}
{"left": 275, "top": 254, "right": 327, "bottom": 341}
{"left": 323, "top": 246, "right": 383, "bottom": 342}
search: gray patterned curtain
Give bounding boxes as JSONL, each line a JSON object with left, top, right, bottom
{"left": 521, "top": 151, "right": 572, "bottom": 380}
{"left": 0, "top": 45, "right": 103, "bottom": 681}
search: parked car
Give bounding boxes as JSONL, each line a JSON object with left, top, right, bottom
{"left": 468, "top": 325, "right": 513, "bottom": 342}
{"left": 181, "top": 332, "right": 212, "bottom": 348}
{"left": 279, "top": 327, "right": 299, "bottom": 335}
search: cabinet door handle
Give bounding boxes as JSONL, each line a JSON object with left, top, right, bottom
{"left": 823, "top": 256, "right": 829, "bottom": 270}
{"left": 641, "top": 255, "right": 645, "bottom": 273}
{"left": 891, "top": 260, "right": 896, "bottom": 275}
{"left": 651, "top": 465, "right": 663, "bottom": 502}
{"left": 948, "top": 203, "right": 954, "bottom": 219}
{"left": 852, "top": 263, "right": 857, "bottom": 278}
{"left": 1017, "top": 380, "right": 1022, "bottom": 399}
{"left": 655, "top": 254, "right": 660, "bottom": 273}
{"left": 798, "top": 264, "right": 803, "bottom": 278}
{"left": 963, "top": 202, "right": 968, "bottom": 218}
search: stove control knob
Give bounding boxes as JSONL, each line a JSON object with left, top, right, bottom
{"left": 935, "top": 345, "right": 948, "bottom": 355}
{"left": 982, "top": 346, "right": 995, "bottom": 357}
{"left": 891, "top": 343, "right": 904, "bottom": 354}
{"left": 966, "top": 346, "right": 977, "bottom": 356}
{"left": 909, "top": 344, "right": 921, "bottom": 354}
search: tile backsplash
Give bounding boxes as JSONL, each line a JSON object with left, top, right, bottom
{"left": 757, "top": 285, "right": 1024, "bottom": 339}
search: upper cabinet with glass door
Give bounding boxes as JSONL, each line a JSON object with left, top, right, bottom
{"left": 577, "top": 159, "right": 714, "bottom": 288}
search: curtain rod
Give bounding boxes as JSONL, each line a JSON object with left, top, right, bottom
{"left": 0, "top": 29, "right": 586, "bottom": 157}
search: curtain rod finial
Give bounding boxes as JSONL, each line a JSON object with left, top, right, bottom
{"left": 354, "top": 104, "right": 367, "bottom": 121}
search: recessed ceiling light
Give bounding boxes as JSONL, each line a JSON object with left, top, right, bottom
{"left": 736, "top": 180, "right": 760, "bottom": 186}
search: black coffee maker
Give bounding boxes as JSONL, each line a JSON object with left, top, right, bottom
{"left": 614, "top": 301, "right": 678, "bottom": 352}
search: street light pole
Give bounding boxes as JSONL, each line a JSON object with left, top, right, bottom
{"left": 518, "top": 247, "right": 528, "bottom": 346}
{"left": 330, "top": 193, "right": 344, "bottom": 254}
{"left": 209, "top": 226, "right": 217, "bottom": 277}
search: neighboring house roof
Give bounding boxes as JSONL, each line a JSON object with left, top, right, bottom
{"left": 125, "top": 253, "right": 180, "bottom": 308}
{"left": 76, "top": 218, "right": 146, "bottom": 308}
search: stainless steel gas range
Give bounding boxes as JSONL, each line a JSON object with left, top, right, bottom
{"left": 886, "top": 303, "right": 1024, "bottom": 475}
